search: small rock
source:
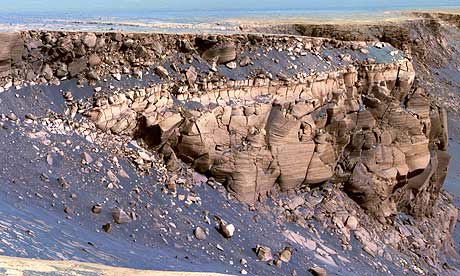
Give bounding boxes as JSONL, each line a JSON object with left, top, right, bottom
{"left": 135, "top": 45, "right": 148, "bottom": 58}
{"left": 240, "top": 269, "right": 248, "bottom": 275}
{"left": 360, "top": 48, "right": 369, "bottom": 54}
{"left": 155, "top": 66, "right": 169, "bottom": 79}
{"left": 152, "top": 41, "right": 163, "bottom": 54}
{"left": 277, "top": 72, "right": 289, "bottom": 81}
{"left": 58, "top": 177, "right": 70, "bottom": 189}
{"left": 309, "top": 266, "right": 327, "bottom": 276}
{"left": 107, "top": 169, "right": 120, "bottom": 184}
{"left": 112, "top": 73, "right": 122, "bottom": 81}
{"left": 83, "top": 33, "right": 97, "bottom": 48}
{"left": 186, "top": 66, "right": 197, "bottom": 86}
{"left": 42, "top": 64, "right": 53, "bottom": 80}
{"left": 63, "top": 206, "right": 73, "bottom": 214}
{"left": 286, "top": 196, "right": 305, "bottom": 210}
{"left": 4, "top": 82, "right": 12, "bottom": 90}
{"left": 46, "top": 154, "right": 53, "bottom": 166}
{"left": 26, "top": 70, "right": 37, "bottom": 81}
{"left": 102, "top": 223, "right": 112, "bottom": 233}
{"left": 255, "top": 245, "right": 273, "bottom": 261}
{"left": 25, "top": 113, "right": 38, "bottom": 120}
{"left": 239, "top": 56, "right": 251, "bottom": 67}
{"left": 123, "top": 39, "right": 135, "bottom": 49}
{"left": 81, "top": 152, "right": 94, "bottom": 164}
{"left": 68, "top": 58, "right": 88, "bottom": 77}
{"left": 192, "top": 172, "right": 208, "bottom": 185}
{"left": 374, "top": 42, "right": 385, "bottom": 48}
{"left": 92, "top": 204, "right": 102, "bottom": 214}
{"left": 194, "top": 226, "right": 207, "bottom": 240}
{"left": 218, "top": 221, "right": 235, "bottom": 239}
{"left": 274, "top": 259, "right": 282, "bottom": 268}
{"left": 226, "top": 61, "right": 237, "bottom": 69}
{"left": 112, "top": 208, "right": 131, "bottom": 224}
{"left": 86, "top": 71, "right": 100, "bottom": 80}
{"left": 340, "top": 54, "right": 352, "bottom": 62}
{"left": 63, "top": 91, "right": 73, "bottom": 101}
{"left": 134, "top": 70, "right": 143, "bottom": 79}
{"left": 40, "top": 173, "right": 49, "bottom": 182}
{"left": 6, "top": 113, "right": 17, "bottom": 121}
{"left": 118, "top": 168, "right": 129, "bottom": 179}
{"left": 345, "top": 215, "right": 358, "bottom": 230}
{"left": 279, "top": 247, "right": 292, "bottom": 263}
{"left": 111, "top": 33, "right": 123, "bottom": 42}
{"left": 88, "top": 54, "right": 102, "bottom": 66}
{"left": 56, "top": 63, "right": 68, "bottom": 77}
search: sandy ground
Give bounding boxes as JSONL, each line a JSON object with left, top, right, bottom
{"left": 0, "top": 255, "right": 230, "bottom": 276}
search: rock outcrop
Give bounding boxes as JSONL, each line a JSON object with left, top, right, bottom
{"left": 0, "top": 33, "right": 23, "bottom": 78}
{"left": 0, "top": 27, "right": 458, "bottom": 275}
{"left": 44, "top": 34, "right": 447, "bottom": 221}
{"left": 0, "top": 31, "right": 450, "bottom": 220}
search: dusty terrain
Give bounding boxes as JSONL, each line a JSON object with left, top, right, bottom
{"left": 0, "top": 255, "right": 228, "bottom": 276}
{"left": 0, "top": 11, "right": 459, "bottom": 276}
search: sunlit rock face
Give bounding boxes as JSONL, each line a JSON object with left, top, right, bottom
{"left": 1, "top": 30, "right": 448, "bottom": 220}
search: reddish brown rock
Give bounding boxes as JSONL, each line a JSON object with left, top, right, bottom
{"left": 112, "top": 208, "right": 131, "bottom": 224}
{"left": 202, "top": 43, "right": 237, "bottom": 64}
{"left": 0, "top": 33, "right": 23, "bottom": 77}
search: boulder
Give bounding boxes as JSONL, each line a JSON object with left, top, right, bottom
{"left": 68, "top": 58, "right": 88, "bottom": 77}
{"left": 88, "top": 54, "right": 102, "bottom": 66}
{"left": 0, "top": 33, "right": 23, "bottom": 76}
{"left": 82, "top": 33, "right": 97, "bottom": 48}
{"left": 202, "top": 43, "right": 237, "bottom": 64}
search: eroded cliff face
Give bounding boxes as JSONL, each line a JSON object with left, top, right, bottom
{"left": 0, "top": 31, "right": 450, "bottom": 218}
{"left": 0, "top": 33, "right": 23, "bottom": 78}
{"left": 0, "top": 30, "right": 457, "bottom": 273}
{"left": 53, "top": 33, "right": 449, "bottom": 221}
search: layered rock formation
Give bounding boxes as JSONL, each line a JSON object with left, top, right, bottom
{"left": 0, "top": 27, "right": 458, "bottom": 275}
{"left": 88, "top": 62, "right": 449, "bottom": 220}
{"left": 0, "top": 33, "right": 23, "bottom": 78}
{"left": 0, "top": 31, "right": 450, "bottom": 221}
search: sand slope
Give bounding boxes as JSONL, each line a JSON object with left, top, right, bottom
{"left": 0, "top": 255, "right": 231, "bottom": 276}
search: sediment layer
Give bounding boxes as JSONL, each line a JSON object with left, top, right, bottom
{"left": 0, "top": 24, "right": 458, "bottom": 274}
{"left": 0, "top": 31, "right": 450, "bottom": 220}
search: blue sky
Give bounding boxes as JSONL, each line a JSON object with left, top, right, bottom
{"left": 3, "top": 0, "right": 460, "bottom": 13}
